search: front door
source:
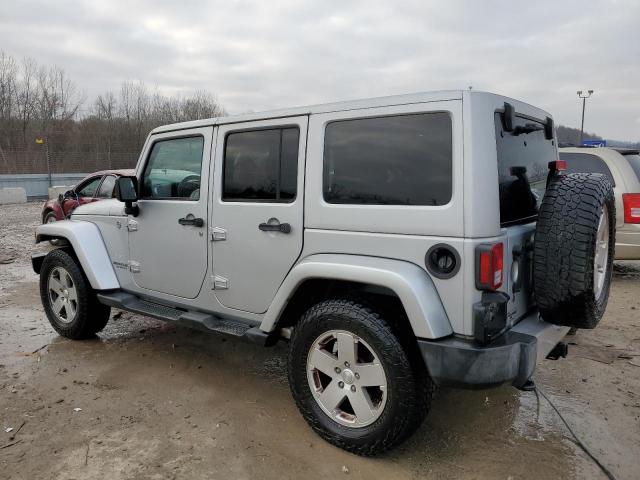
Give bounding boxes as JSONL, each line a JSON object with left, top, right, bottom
{"left": 128, "top": 127, "right": 213, "bottom": 299}
{"left": 211, "top": 117, "right": 307, "bottom": 313}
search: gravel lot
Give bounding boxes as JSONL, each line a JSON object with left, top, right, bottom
{"left": 1, "top": 202, "right": 639, "bottom": 479}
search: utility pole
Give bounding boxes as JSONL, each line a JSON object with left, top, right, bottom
{"left": 577, "top": 90, "right": 594, "bottom": 145}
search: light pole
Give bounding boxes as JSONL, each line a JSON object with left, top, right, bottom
{"left": 577, "top": 90, "right": 594, "bottom": 145}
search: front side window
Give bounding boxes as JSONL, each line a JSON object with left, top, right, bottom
{"left": 323, "top": 112, "right": 453, "bottom": 205}
{"left": 142, "top": 136, "right": 204, "bottom": 200}
{"left": 76, "top": 177, "right": 102, "bottom": 197}
{"left": 223, "top": 127, "right": 299, "bottom": 202}
{"left": 96, "top": 175, "right": 117, "bottom": 198}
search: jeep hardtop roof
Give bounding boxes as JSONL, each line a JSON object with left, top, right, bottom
{"left": 150, "top": 90, "right": 544, "bottom": 135}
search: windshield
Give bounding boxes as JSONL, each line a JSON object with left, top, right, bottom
{"left": 624, "top": 154, "right": 640, "bottom": 181}
{"left": 495, "top": 112, "right": 557, "bottom": 226}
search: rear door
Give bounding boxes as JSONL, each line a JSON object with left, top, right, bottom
{"left": 211, "top": 116, "right": 307, "bottom": 314}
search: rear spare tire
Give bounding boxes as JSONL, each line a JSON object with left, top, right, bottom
{"left": 534, "top": 173, "right": 615, "bottom": 328}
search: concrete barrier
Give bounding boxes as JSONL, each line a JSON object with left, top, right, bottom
{"left": 48, "top": 186, "right": 72, "bottom": 199}
{"left": 0, "top": 187, "right": 28, "bottom": 205}
{"left": 0, "top": 173, "right": 87, "bottom": 198}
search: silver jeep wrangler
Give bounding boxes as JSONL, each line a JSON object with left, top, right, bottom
{"left": 32, "top": 90, "right": 615, "bottom": 455}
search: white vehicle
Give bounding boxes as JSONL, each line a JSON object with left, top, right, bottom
{"left": 32, "top": 91, "right": 615, "bottom": 455}
{"left": 560, "top": 146, "right": 640, "bottom": 259}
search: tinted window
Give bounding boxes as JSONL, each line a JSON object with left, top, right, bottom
{"left": 76, "top": 177, "right": 102, "bottom": 197}
{"left": 623, "top": 154, "right": 640, "bottom": 181}
{"left": 142, "top": 136, "right": 204, "bottom": 200}
{"left": 323, "top": 113, "right": 452, "bottom": 205}
{"left": 223, "top": 127, "right": 299, "bottom": 202}
{"left": 96, "top": 175, "right": 116, "bottom": 198}
{"left": 559, "top": 152, "right": 616, "bottom": 186}
{"left": 496, "top": 112, "right": 556, "bottom": 225}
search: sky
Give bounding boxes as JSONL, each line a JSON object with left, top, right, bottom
{"left": 1, "top": 0, "right": 639, "bottom": 140}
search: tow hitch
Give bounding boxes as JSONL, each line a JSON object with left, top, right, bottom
{"left": 546, "top": 342, "right": 568, "bottom": 360}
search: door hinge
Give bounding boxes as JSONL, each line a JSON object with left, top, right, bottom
{"left": 210, "top": 227, "right": 227, "bottom": 241}
{"left": 127, "top": 219, "right": 138, "bottom": 232}
{"left": 129, "top": 260, "right": 141, "bottom": 273}
{"left": 211, "top": 275, "right": 228, "bottom": 290}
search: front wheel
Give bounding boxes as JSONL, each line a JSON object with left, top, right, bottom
{"left": 288, "top": 299, "right": 432, "bottom": 456}
{"left": 40, "top": 249, "right": 111, "bottom": 339}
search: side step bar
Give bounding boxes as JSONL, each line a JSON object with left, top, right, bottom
{"left": 96, "top": 291, "right": 270, "bottom": 345}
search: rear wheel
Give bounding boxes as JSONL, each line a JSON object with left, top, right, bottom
{"left": 40, "top": 249, "right": 111, "bottom": 339}
{"left": 288, "top": 299, "right": 432, "bottom": 456}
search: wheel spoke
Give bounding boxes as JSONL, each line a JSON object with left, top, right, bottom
{"left": 49, "top": 277, "right": 64, "bottom": 293}
{"left": 63, "top": 273, "right": 74, "bottom": 289}
{"left": 66, "top": 301, "right": 77, "bottom": 320}
{"left": 336, "top": 332, "right": 357, "bottom": 366}
{"left": 52, "top": 296, "right": 65, "bottom": 315}
{"left": 317, "top": 382, "right": 345, "bottom": 412}
{"left": 349, "top": 389, "right": 376, "bottom": 424}
{"left": 356, "top": 363, "right": 385, "bottom": 387}
{"left": 308, "top": 347, "right": 338, "bottom": 376}
{"left": 67, "top": 287, "right": 78, "bottom": 302}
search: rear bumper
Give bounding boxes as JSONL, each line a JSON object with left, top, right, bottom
{"left": 615, "top": 225, "right": 640, "bottom": 260}
{"left": 418, "top": 312, "right": 569, "bottom": 389}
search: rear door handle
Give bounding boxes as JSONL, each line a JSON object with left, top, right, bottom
{"left": 178, "top": 216, "right": 204, "bottom": 227}
{"left": 259, "top": 221, "right": 291, "bottom": 234}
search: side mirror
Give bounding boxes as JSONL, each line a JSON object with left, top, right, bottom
{"left": 115, "top": 176, "right": 139, "bottom": 216}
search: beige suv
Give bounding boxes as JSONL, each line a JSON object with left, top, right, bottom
{"left": 560, "top": 147, "right": 640, "bottom": 259}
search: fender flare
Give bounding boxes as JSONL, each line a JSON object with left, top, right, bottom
{"left": 261, "top": 254, "right": 453, "bottom": 339}
{"left": 35, "top": 220, "right": 120, "bottom": 290}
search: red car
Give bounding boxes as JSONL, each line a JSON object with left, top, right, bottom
{"left": 42, "top": 169, "right": 135, "bottom": 223}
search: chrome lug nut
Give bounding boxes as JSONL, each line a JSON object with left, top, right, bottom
{"left": 335, "top": 367, "right": 341, "bottom": 374}
{"left": 350, "top": 385, "right": 356, "bottom": 392}
{"left": 354, "top": 372, "right": 360, "bottom": 379}
{"left": 338, "top": 381, "right": 345, "bottom": 388}
{"left": 344, "top": 361, "right": 350, "bottom": 367}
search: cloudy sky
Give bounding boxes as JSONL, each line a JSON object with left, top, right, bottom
{"left": 1, "top": 0, "right": 639, "bottom": 140}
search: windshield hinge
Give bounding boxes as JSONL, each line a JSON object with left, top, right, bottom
{"left": 127, "top": 219, "right": 138, "bottom": 232}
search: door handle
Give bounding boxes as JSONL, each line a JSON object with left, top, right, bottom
{"left": 178, "top": 216, "right": 204, "bottom": 227}
{"left": 259, "top": 221, "right": 291, "bottom": 234}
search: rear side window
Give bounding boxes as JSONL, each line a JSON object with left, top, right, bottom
{"left": 223, "top": 127, "right": 299, "bottom": 202}
{"left": 323, "top": 112, "right": 452, "bottom": 205}
{"left": 495, "top": 112, "right": 556, "bottom": 226}
{"left": 558, "top": 152, "right": 616, "bottom": 186}
{"left": 624, "top": 154, "right": 640, "bottom": 181}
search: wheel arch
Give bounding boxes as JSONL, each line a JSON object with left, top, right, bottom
{"left": 261, "top": 254, "right": 452, "bottom": 339}
{"left": 35, "top": 220, "right": 119, "bottom": 290}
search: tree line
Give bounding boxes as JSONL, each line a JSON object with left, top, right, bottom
{"left": 0, "top": 51, "right": 225, "bottom": 174}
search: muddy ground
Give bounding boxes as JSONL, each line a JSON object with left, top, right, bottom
{"left": 0, "top": 202, "right": 639, "bottom": 479}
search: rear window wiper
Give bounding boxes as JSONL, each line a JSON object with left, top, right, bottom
{"left": 512, "top": 123, "right": 544, "bottom": 136}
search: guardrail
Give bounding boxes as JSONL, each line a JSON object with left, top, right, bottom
{"left": 0, "top": 173, "right": 88, "bottom": 199}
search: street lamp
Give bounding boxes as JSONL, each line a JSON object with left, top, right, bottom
{"left": 577, "top": 90, "right": 594, "bottom": 145}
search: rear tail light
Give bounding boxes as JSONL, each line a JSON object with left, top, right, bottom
{"left": 476, "top": 243, "right": 504, "bottom": 291}
{"left": 623, "top": 194, "right": 640, "bottom": 224}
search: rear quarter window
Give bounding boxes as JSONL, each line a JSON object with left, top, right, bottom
{"left": 558, "top": 152, "right": 616, "bottom": 186}
{"left": 323, "top": 112, "right": 452, "bottom": 206}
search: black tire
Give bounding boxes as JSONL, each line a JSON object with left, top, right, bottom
{"left": 288, "top": 299, "right": 433, "bottom": 456}
{"left": 534, "top": 173, "right": 615, "bottom": 328}
{"left": 40, "top": 249, "right": 111, "bottom": 339}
